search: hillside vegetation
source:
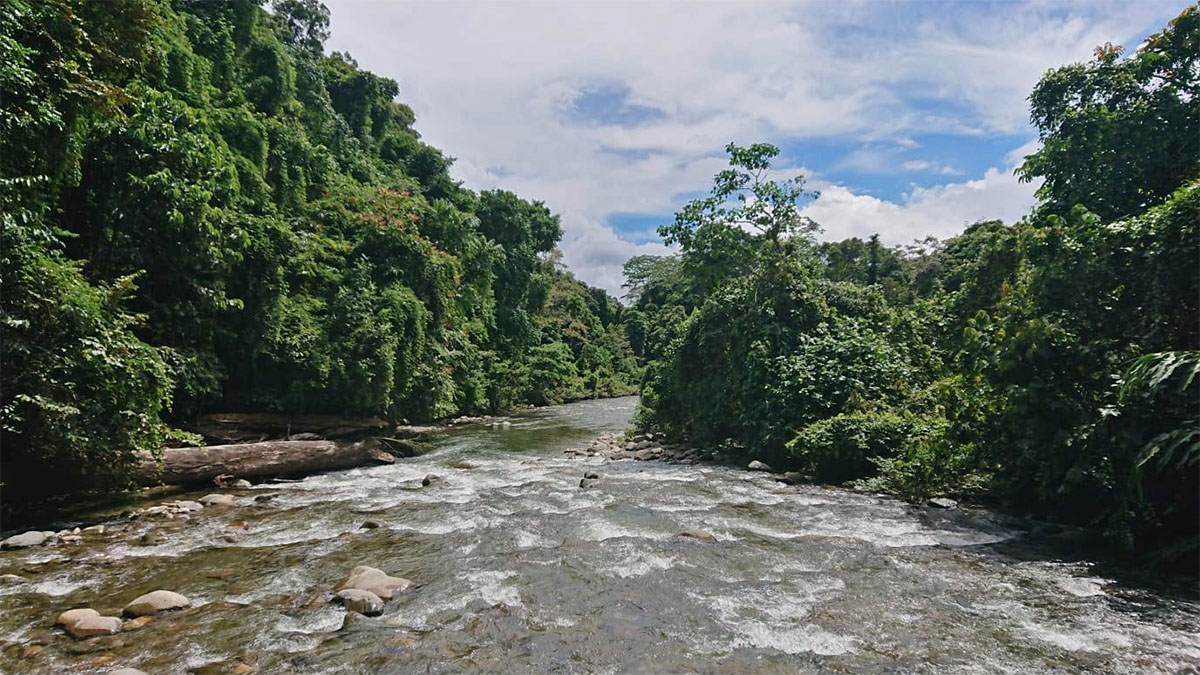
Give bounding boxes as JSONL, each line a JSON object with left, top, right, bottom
{"left": 0, "top": 0, "right": 638, "bottom": 502}
{"left": 627, "top": 8, "right": 1198, "bottom": 565}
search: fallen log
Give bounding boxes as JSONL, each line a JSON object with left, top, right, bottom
{"left": 189, "top": 413, "right": 388, "bottom": 445}
{"left": 134, "top": 440, "right": 395, "bottom": 487}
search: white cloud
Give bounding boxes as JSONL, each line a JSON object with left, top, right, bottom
{"left": 802, "top": 165, "right": 1041, "bottom": 245}
{"left": 322, "top": 0, "right": 1182, "bottom": 294}
{"left": 901, "top": 160, "right": 962, "bottom": 175}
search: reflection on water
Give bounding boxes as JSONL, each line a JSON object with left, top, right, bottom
{"left": 1, "top": 396, "right": 1197, "bottom": 673}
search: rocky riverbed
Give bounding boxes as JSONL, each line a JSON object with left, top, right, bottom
{"left": 0, "top": 396, "right": 1197, "bottom": 673}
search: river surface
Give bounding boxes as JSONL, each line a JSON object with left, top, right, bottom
{"left": 1, "top": 396, "right": 1197, "bottom": 673}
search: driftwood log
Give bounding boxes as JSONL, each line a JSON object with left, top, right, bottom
{"left": 189, "top": 413, "right": 388, "bottom": 445}
{"left": 134, "top": 440, "right": 396, "bottom": 487}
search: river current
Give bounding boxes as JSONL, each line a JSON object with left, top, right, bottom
{"left": 1, "top": 396, "right": 1197, "bottom": 673}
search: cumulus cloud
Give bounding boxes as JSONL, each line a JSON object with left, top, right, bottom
{"left": 323, "top": 0, "right": 1182, "bottom": 293}
{"left": 802, "top": 166, "right": 1040, "bottom": 245}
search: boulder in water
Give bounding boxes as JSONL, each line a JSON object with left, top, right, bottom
{"left": 123, "top": 590, "right": 190, "bottom": 617}
{"left": 56, "top": 607, "right": 100, "bottom": 629}
{"left": 337, "top": 566, "right": 412, "bottom": 600}
{"left": 579, "top": 478, "right": 599, "bottom": 489}
{"left": 1, "top": 531, "right": 46, "bottom": 549}
{"left": 747, "top": 460, "right": 772, "bottom": 472}
{"left": 110, "top": 669, "right": 149, "bottom": 675}
{"left": 0, "top": 574, "right": 28, "bottom": 584}
{"left": 583, "top": 472, "right": 600, "bottom": 480}
{"left": 421, "top": 474, "right": 442, "bottom": 487}
{"left": 928, "top": 497, "right": 958, "bottom": 509}
{"left": 335, "top": 588, "right": 384, "bottom": 616}
{"left": 775, "top": 471, "right": 805, "bottom": 485}
{"left": 677, "top": 530, "right": 717, "bottom": 543}
{"left": 66, "top": 614, "right": 123, "bottom": 638}
{"left": 199, "top": 493, "right": 236, "bottom": 506}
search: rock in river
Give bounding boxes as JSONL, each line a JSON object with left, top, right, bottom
{"left": 337, "top": 566, "right": 412, "bottom": 600}
{"left": 56, "top": 608, "right": 100, "bottom": 629}
{"left": 774, "top": 471, "right": 805, "bottom": 485}
{"left": 123, "top": 590, "right": 191, "bottom": 617}
{"left": 421, "top": 474, "right": 442, "bottom": 487}
{"left": 199, "top": 493, "right": 236, "bottom": 506}
{"left": 335, "top": 588, "right": 384, "bottom": 616}
{"left": 677, "top": 530, "right": 717, "bottom": 543}
{"left": 928, "top": 497, "right": 958, "bottom": 509}
{"left": 1, "top": 531, "right": 47, "bottom": 549}
{"left": 747, "top": 460, "right": 772, "bottom": 472}
{"left": 67, "top": 614, "right": 123, "bottom": 638}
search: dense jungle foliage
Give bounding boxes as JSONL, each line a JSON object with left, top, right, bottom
{"left": 0, "top": 0, "right": 638, "bottom": 502}
{"left": 629, "top": 7, "right": 1199, "bottom": 565}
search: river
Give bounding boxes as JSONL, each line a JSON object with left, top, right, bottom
{"left": 1, "top": 396, "right": 1197, "bottom": 673}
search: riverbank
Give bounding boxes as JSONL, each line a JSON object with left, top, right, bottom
{"left": 0, "top": 397, "right": 1196, "bottom": 673}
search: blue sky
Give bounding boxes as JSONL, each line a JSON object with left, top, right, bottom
{"left": 325, "top": 0, "right": 1189, "bottom": 294}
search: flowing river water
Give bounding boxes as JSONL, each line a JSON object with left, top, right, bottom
{"left": 1, "top": 396, "right": 1197, "bottom": 673}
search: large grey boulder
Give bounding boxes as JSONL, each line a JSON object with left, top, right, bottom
{"left": 1, "top": 531, "right": 47, "bottom": 549}
{"left": 747, "top": 460, "right": 772, "bottom": 472}
{"left": 337, "top": 566, "right": 411, "bottom": 600}
{"left": 123, "top": 590, "right": 190, "bottom": 617}
{"left": 199, "top": 493, "right": 236, "bottom": 506}
{"left": 335, "top": 588, "right": 384, "bottom": 616}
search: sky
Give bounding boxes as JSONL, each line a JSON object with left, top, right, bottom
{"left": 323, "top": 0, "right": 1187, "bottom": 296}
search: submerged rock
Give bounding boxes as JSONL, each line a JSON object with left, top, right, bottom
{"left": 337, "top": 566, "right": 411, "bottom": 600}
{"left": 335, "top": 588, "right": 384, "bottom": 616}
{"left": 677, "top": 530, "right": 717, "bottom": 543}
{"left": 110, "top": 669, "right": 149, "bottom": 675}
{"left": 123, "top": 590, "right": 190, "bottom": 617}
{"left": 1, "top": 531, "right": 47, "bottom": 549}
{"left": 122, "top": 616, "right": 153, "bottom": 631}
{"left": 421, "top": 474, "right": 442, "bottom": 487}
{"left": 360, "top": 520, "right": 382, "bottom": 529}
{"left": 747, "top": 460, "right": 772, "bottom": 472}
{"left": 579, "top": 478, "right": 599, "bottom": 489}
{"left": 775, "top": 471, "right": 805, "bottom": 485}
{"left": 0, "top": 574, "right": 29, "bottom": 584}
{"left": 583, "top": 472, "right": 600, "bottom": 480}
{"left": 928, "top": 497, "right": 958, "bottom": 509}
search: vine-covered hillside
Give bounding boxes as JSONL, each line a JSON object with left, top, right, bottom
{"left": 0, "top": 0, "right": 638, "bottom": 501}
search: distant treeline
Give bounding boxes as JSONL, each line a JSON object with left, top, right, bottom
{"left": 0, "top": 0, "right": 638, "bottom": 501}
{"left": 626, "top": 8, "right": 1198, "bottom": 566}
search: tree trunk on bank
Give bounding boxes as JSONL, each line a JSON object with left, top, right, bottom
{"left": 133, "top": 440, "right": 395, "bottom": 487}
